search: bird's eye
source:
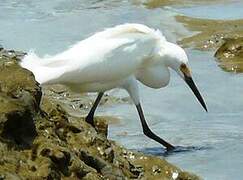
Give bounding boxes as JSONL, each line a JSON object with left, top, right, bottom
{"left": 180, "top": 63, "right": 187, "bottom": 72}
{"left": 180, "top": 63, "right": 191, "bottom": 77}
{"left": 180, "top": 63, "right": 187, "bottom": 70}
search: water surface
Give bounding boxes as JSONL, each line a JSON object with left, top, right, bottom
{"left": 174, "top": 1, "right": 243, "bottom": 20}
{"left": 1, "top": 1, "right": 243, "bottom": 179}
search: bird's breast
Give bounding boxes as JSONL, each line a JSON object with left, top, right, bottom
{"left": 136, "top": 66, "right": 170, "bottom": 89}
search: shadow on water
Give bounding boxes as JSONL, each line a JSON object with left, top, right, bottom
{"left": 134, "top": 145, "right": 212, "bottom": 157}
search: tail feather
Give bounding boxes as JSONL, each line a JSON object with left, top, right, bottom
{"left": 20, "top": 51, "right": 42, "bottom": 72}
{"left": 20, "top": 51, "right": 63, "bottom": 84}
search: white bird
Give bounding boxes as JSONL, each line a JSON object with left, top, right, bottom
{"left": 20, "top": 23, "right": 207, "bottom": 151}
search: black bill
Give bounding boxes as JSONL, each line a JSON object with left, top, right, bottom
{"left": 184, "top": 74, "right": 208, "bottom": 112}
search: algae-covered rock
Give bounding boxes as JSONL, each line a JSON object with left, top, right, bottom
{"left": 0, "top": 47, "right": 201, "bottom": 179}
{"left": 215, "top": 37, "right": 243, "bottom": 73}
{"left": 0, "top": 51, "right": 41, "bottom": 148}
{"left": 176, "top": 15, "right": 243, "bottom": 73}
{"left": 176, "top": 16, "right": 243, "bottom": 51}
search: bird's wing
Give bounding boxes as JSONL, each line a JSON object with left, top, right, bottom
{"left": 55, "top": 36, "right": 156, "bottom": 85}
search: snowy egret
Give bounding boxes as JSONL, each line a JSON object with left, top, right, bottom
{"left": 20, "top": 23, "right": 207, "bottom": 151}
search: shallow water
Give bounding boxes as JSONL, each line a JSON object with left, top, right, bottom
{"left": 174, "top": 1, "right": 243, "bottom": 20}
{"left": 103, "top": 50, "right": 243, "bottom": 179}
{"left": 1, "top": 1, "right": 243, "bottom": 179}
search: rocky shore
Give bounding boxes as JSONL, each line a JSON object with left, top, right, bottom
{"left": 0, "top": 48, "right": 200, "bottom": 179}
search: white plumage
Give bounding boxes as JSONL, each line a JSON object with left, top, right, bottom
{"left": 20, "top": 23, "right": 207, "bottom": 150}
{"left": 21, "top": 23, "right": 187, "bottom": 104}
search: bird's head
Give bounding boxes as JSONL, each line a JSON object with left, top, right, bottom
{"left": 160, "top": 42, "right": 207, "bottom": 112}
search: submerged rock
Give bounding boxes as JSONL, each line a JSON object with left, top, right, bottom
{"left": 176, "top": 16, "right": 243, "bottom": 51}
{"left": 176, "top": 15, "right": 243, "bottom": 73}
{"left": 0, "top": 48, "right": 201, "bottom": 179}
{"left": 215, "top": 38, "right": 243, "bottom": 73}
{"left": 42, "top": 85, "right": 132, "bottom": 118}
{"left": 136, "top": 0, "right": 228, "bottom": 9}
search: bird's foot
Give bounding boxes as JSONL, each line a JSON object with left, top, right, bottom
{"left": 166, "top": 145, "right": 175, "bottom": 152}
{"left": 134, "top": 145, "right": 210, "bottom": 156}
{"left": 164, "top": 145, "right": 211, "bottom": 156}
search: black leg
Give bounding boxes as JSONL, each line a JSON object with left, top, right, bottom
{"left": 136, "top": 103, "right": 175, "bottom": 151}
{"left": 85, "top": 92, "right": 104, "bottom": 126}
